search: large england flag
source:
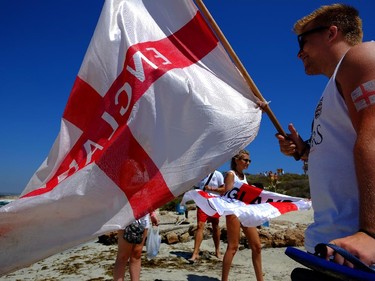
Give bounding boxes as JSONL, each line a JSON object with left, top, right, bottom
{"left": 0, "top": 0, "right": 262, "bottom": 275}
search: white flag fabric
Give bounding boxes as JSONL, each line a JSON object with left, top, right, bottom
{"left": 0, "top": 0, "right": 261, "bottom": 275}
{"left": 181, "top": 182, "right": 311, "bottom": 226}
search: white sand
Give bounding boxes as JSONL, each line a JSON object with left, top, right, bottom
{"left": 0, "top": 209, "right": 313, "bottom": 281}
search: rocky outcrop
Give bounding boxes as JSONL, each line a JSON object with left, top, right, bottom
{"left": 98, "top": 212, "right": 307, "bottom": 248}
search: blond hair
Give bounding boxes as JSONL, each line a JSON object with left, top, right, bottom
{"left": 294, "top": 3, "right": 363, "bottom": 46}
{"left": 230, "top": 150, "right": 250, "bottom": 170}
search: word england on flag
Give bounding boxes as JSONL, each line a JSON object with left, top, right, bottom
{"left": 0, "top": 0, "right": 261, "bottom": 275}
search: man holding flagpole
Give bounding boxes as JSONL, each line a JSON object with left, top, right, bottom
{"left": 276, "top": 3, "right": 375, "bottom": 278}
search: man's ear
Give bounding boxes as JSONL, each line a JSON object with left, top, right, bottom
{"left": 328, "top": 25, "right": 338, "bottom": 40}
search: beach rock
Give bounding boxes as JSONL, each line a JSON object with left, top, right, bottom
{"left": 258, "top": 230, "right": 273, "bottom": 248}
{"left": 97, "top": 210, "right": 308, "bottom": 248}
{"left": 179, "top": 232, "right": 191, "bottom": 243}
{"left": 165, "top": 232, "right": 179, "bottom": 244}
{"left": 98, "top": 231, "right": 118, "bottom": 245}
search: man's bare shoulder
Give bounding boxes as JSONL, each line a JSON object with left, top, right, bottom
{"left": 337, "top": 42, "right": 375, "bottom": 91}
{"left": 344, "top": 42, "right": 375, "bottom": 65}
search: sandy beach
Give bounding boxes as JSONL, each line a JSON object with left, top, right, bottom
{"left": 0, "top": 208, "right": 313, "bottom": 281}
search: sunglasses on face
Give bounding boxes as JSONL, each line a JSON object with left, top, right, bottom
{"left": 297, "top": 26, "right": 330, "bottom": 51}
{"left": 240, "top": 158, "right": 251, "bottom": 163}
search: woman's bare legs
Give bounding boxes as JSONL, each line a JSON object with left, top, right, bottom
{"left": 221, "top": 215, "right": 241, "bottom": 281}
{"left": 242, "top": 226, "right": 263, "bottom": 281}
{"left": 212, "top": 220, "right": 222, "bottom": 259}
{"left": 129, "top": 229, "right": 148, "bottom": 280}
{"left": 190, "top": 220, "right": 205, "bottom": 261}
{"left": 113, "top": 230, "right": 132, "bottom": 281}
{"left": 113, "top": 229, "right": 148, "bottom": 281}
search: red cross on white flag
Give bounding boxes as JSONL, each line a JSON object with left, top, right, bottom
{"left": 351, "top": 80, "right": 375, "bottom": 111}
{"left": 0, "top": 0, "right": 261, "bottom": 275}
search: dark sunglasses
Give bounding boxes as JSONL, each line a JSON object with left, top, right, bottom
{"left": 240, "top": 158, "right": 251, "bottom": 163}
{"left": 297, "top": 26, "right": 330, "bottom": 51}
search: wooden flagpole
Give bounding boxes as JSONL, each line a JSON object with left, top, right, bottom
{"left": 195, "top": 0, "right": 287, "bottom": 137}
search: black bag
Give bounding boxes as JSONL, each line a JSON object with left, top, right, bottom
{"left": 123, "top": 220, "right": 145, "bottom": 244}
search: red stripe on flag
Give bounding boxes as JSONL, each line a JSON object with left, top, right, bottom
{"left": 63, "top": 77, "right": 104, "bottom": 130}
{"left": 96, "top": 127, "right": 171, "bottom": 218}
{"left": 22, "top": 10, "right": 218, "bottom": 209}
{"left": 197, "top": 190, "right": 219, "bottom": 199}
{"left": 353, "top": 84, "right": 375, "bottom": 105}
{"left": 269, "top": 202, "right": 298, "bottom": 214}
{"left": 196, "top": 191, "right": 220, "bottom": 218}
{"left": 224, "top": 184, "right": 263, "bottom": 204}
{"left": 237, "top": 184, "right": 263, "bottom": 204}
{"left": 22, "top": 78, "right": 113, "bottom": 197}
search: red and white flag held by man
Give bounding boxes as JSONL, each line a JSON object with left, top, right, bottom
{"left": 181, "top": 182, "right": 312, "bottom": 227}
{"left": 0, "top": 0, "right": 262, "bottom": 275}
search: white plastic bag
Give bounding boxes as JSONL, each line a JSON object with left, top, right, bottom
{"left": 146, "top": 226, "right": 161, "bottom": 259}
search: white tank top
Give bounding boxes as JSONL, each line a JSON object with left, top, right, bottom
{"left": 229, "top": 170, "right": 248, "bottom": 184}
{"left": 305, "top": 56, "right": 358, "bottom": 253}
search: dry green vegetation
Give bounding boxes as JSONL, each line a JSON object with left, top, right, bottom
{"left": 247, "top": 173, "right": 310, "bottom": 198}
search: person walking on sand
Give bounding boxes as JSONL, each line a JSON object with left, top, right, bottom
{"left": 113, "top": 212, "right": 158, "bottom": 281}
{"left": 222, "top": 150, "right": 264, "bottom": 281}
{"left": 189, "top": 170, "right": 225, "bottom": 263}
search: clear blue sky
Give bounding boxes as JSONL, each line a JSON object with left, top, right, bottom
{"left": 1, "top": 1, "right": 374, "bottom": 194}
